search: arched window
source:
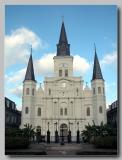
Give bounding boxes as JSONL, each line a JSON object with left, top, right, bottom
{"left": 49, "top": 89, "right": 51, "bottom": 95}
{"left": 65, "top": 69, "right": 68, "bottom": 77}
{"left": 32, "top": 88, "right": 34, "bottom": 96}
{"left": 12, "top": 103, "right": 15, "bottom": 110}
{"left": 98, "top": 87, "right": 101, "bottom": 94}
{"left": 26, "top": 88, "right": 29, "bottom": 95}
{"left": 37, "top": 108, "right": 41, "bottom": 116}
{"left": 7, "top": 100, "right": 10, "bottom": 107}
{"left": 103, "top": 87, "right": 105, "bottom": 94}
{"left": 64, "top": 108, "right": 67, "bottom": 115}
{"left": 11, "top": 116, "right": 14, "bottom": 123}
{"left": 6, "top": 114, "right": 10, "bottom": 123}
{"left": 86, "top": 107, "right": 90, "bottom": 116}
{"left": 60, "top": 108, "right": 63, "bottom": 115}
{"left": 59, "top": 69, "right": 62, "bottom": 77}
{"left": 76, "top": 88, "right": 78, "bottom": 96}
{"left": 99, "top": 106, "right": 102, "bottom": 113}
{"left": 25, "top": 107, "right": 29, "bottom": 114}
{"left": 93, "top": 88, "right": 95, "bottom": 94}
{"left": 54, "top": 102, "right": 57, "bottom": 115}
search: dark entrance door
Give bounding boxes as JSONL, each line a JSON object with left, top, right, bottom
{"left": 60, "top": 123, "right": 68, "bottom": 142}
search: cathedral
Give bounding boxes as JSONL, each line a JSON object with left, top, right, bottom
{"left": 21, "top": 21, "right": 107, "bottom": 142}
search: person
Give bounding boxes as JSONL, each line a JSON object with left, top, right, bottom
{"left": 36, "top": 131, "right": 41, "bottom": 144}
{"left": 82, "top": 136, "right": 85, "bottom": 143}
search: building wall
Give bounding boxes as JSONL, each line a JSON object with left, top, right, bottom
{"left": 53, "top": 56, "right": 73, "bottom": 77}
{"left": 21, "top": 55, "right": 106, "bottom": 141}
{"left": 5, "top": 97, "right": 21, "bottom": 128}
{"left": 91, "top": 80, "right": 106, "bottom": 125}
{"left": 107, "top": 100, "right": 118, "bottom": 127}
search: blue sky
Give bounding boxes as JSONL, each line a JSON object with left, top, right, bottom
{"left": 5, "top": 5, "right": 117, "bottom": 110}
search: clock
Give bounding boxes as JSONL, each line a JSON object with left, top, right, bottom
{"left": 62, "top": 63, "right": 68, "bottom": 67}
{"left": 62, "top": 82, "right": 66, "bottom": 88}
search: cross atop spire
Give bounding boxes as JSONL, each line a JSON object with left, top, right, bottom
{"left": 57, "top": 21, "right": 70, "bottom": 56}
{"left": 61, "top": 15, "right": 64, "bottom": 22}
{"left": 30, "top": 44, "right": 32, "bottom": 54}
{"left": 24, "top": 46, "right": 36, "bottom": 82}
{"left": 92, "top": 44, "right": 104, "bottom": 81}
{"left": 94, "top": 43, "right": 96, "bottom": 53}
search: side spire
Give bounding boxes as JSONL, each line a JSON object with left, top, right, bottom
{"left": 92, "top": 44, "right": 104, "bottom": 81}
{"left": 57, "top": 20, "right": 70, "bottom": 56}
{"left": 24, "top": 45, "right": 36, "bottom": 82}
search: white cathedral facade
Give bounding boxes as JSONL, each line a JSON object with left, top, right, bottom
{"left": 21, "top": 22, "right": 107, "bottom": 142}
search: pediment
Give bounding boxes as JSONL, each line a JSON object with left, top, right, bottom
{"left": 54, "top": 78, "right": 73, "bottom": 83}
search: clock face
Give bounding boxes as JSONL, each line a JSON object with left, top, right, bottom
{"left": 62, "top": 63, "right": 68, "bottom": 67}
{"left": 62, "top": 82, "right": 66, "bottom": 88}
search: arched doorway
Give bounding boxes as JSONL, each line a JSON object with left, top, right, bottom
{"left": 60, "top": 123, "right": 68, "bottom": 142}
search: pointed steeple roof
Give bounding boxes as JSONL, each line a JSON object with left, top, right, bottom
{"left": 59, "top": 21, "right": 68, "bottom": 44}
{"left": 92, "top": 44, "right": 104, "bottom": 81}
{"left": 24, "top": 46, "right": 36, "bottom": 82}
{"left": 57, "top": 21, "right": 70, "bottom": 56}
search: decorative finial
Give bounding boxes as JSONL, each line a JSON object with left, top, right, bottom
{"left": 40, "top": 82, "right": 41, "bottom": 87}
{"left": 30, "top": 44, "right": 32, "bottom": 54}
{"left": 62, "top": 15, "right": 64, "bottom": 22}
{"left": 94, "top": 43, "right": 96, "bottom": 53}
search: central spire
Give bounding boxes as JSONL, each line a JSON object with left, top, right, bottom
{"left": 59, "top": 21, "right": 68, "bottom": 44}
{"left": 57, "top": 21, "right": 70, "bottom": 56}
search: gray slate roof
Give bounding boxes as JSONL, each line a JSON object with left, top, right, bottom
{"left": 24, "top": 54, "right": 36, "bottom": 82}
{"left": 92, "top": 49, "right": 103, "bottom": 81}
{"left": 59, "top": 22, "right": 68, "bottom": 44}
{"left": 57, "top": 22, "right": 70, "bottom": 56}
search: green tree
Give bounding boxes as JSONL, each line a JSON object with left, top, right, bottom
{"left": 81, "top": 121, "right": 117, "bottom": 143}
{"left": 22, "top": 123, "right": 35, "bottom": 142}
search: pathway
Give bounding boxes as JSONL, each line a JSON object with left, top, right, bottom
{"left": 5, "top": 142, "right": 117, "bottom": 156}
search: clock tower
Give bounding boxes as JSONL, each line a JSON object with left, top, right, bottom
{"left": 54, "top": 21, "right": 73, "bottom": 77}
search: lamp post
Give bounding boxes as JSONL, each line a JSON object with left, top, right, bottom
{"left": 55, "top": 122, "right": 57, "bottom": 131}
{"left": 47, "top": 122, "right": 50, "bottom": 143}
{"left": 68, "top": 122, "right": 71, "bottom": 143}
{"left": 54, "top": 122, "right": 58, "bottom": 143}
{"left": 77, "top": 122, "right": 80, "bottom": 143}
{"left": 77, "top": 122, "right": 79, "bottom": 130}
{"left": 36, "top": 126, "right": 41, "bottom": 144}
{"left": 61, "top": 126, "right": 64, "bottom": 145}
{"left": 48, "top": 122, "right": 49, "bottom": 131}
{"left": 69, "top": 122, "right": 71, "bottom": 130}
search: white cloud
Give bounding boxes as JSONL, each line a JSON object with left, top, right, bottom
{"left": 100, "top": 51, "right": 117, "bottom": 66}
{"left": 73, "top": 55, "right": 90, "bottom": 74}
{"left": 105, "top": 82, "right": 117, "bottom": 93}
{"left": 10, "top": 85, "right": 23, "bottom": 98}
{"left": 34, "top": 53, "right": 55, "bottom": 76}
{"left": 5, "top": 53, "right": 91, "bottom": 98}
{"left": 6, "top": 28, "right": 41, "bottom": 48}
{"left": 105, "top": 82, "right": 116, "bottom": 88}
{"left": 34, "top": 53, "right": 91, "bottom": 76}
{"left": 5, "top": 27, "right": 47, "bottom": 68}
{"left": 106, "top": 101, "right": 111, "bottom": 109}
{"left": 5, "top": 68, "right": 26, "bottom": 84}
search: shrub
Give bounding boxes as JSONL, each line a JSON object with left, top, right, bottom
{"left": 5, "top": 136, "right": 30, "bottom": 149}
{"left": 94, "top": 136, "right": 117, "bottom": 149}
{"left": 5, "top": 128, "right": 23, "bottom": 137}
